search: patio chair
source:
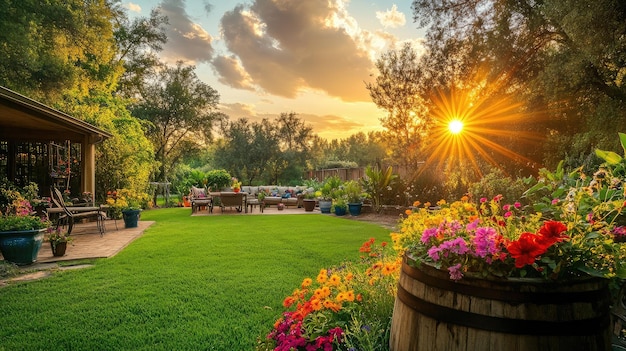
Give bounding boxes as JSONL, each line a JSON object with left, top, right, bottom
{"left": 51, "top": 187, "right": 107, "bottom": 236}
{"left": 219, "top": 192, "right": 245, "bottom": 212}
{"left": 190, "top": 186, "right": 212, "bottom": 213}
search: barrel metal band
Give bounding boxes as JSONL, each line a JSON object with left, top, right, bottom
{"left": 402, "top": 259, "right": 608, "bottom": 305}
{"left": 396, "top": 284, "right": 609, "bottom": 336}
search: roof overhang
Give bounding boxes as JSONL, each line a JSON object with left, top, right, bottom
{"left": 0, "top": 86, "right": 113, "bottom": 144}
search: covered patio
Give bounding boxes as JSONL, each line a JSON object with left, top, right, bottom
{"left": 0, "top": 86, "right": 112, "bottom": 199}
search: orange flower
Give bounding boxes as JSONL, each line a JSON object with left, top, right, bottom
{"left": 321, "top": 286, "right": 331, "bottom": 298}
{"left": 283, "top": 296, "right": 296, "bottom": 308}
{"left": 316, "top": 269, "right": 328, "bottom": 283}
{"left": 301, "top": 278, "right": 312, "bottom": 288}
{"left": 310, "top": 298, "right": 322, "bottom": 311}
{"left": 345, "top": 290, "right": 355, "bottom": 302}
{"left": 345, "top": 272, "right": 354, "bottom": 281}
{"left": 328, "top": 274, "right": 341, "bottom": 286}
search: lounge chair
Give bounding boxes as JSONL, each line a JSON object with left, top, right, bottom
{"left": 51, "top": 187, "right": 107, "bottom": 236}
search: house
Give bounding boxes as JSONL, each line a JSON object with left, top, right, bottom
{"left": 0, "top": 86, "right": 112, "bottom": 200}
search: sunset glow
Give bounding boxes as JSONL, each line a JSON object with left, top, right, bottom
{"left": 448, "top": 120, "right": 464, "bottom": 134}
{"left": 421, "top": 87, "right": 542, "bottom": 176}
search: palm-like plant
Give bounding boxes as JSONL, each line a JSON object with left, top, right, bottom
{"left": 361, "top": 165, "right": 397, "bottom": 212}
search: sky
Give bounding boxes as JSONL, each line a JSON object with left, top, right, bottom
{"left": 123, "top": 0, "right": 426, "bottom": 140}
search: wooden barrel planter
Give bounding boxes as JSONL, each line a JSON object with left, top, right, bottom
{"left": 390, "top": 254, "right": 612, "bottom": 351}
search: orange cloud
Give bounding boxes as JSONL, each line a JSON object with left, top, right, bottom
{"left": 218, "top": 0, "right": 375, "bottom": 102}
{"left": 158, "top": 0, "right": 214, "bottom": 63}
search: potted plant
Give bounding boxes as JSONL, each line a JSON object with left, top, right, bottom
{"left": 302, "top": 190, "right": 317, "bottom": 212}
{"left": 319, "top": 176, "right": 342, "bottom": 214}
{"left": 343, "top": 180, "right": 364, "bottom": 216}
{"left": 388, "top": 139, "right": 626, "bottom": 350}
{"left": 331, "top": 196, "right": 348, "bottom": 216}
{"left": 107, "top": 189, "right": 146, "bottom": 228}
{"left": 46, "top": 227, "right": 72, "bottom": 257}
{"left": 231, "top": 177, "right": 242, "bottom": 193}
{"left": 0, "top": 191, "right": 50, "bottom": 265}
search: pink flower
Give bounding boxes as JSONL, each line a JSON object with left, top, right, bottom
{"left": 448, "top": 263, "right": 463, "bottom": 280}
{"left": 551, "top": 198, "right": 559, "bottom": 205}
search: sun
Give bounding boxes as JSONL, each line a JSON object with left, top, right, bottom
{"left": 448, "top": 119, "right": 464, "bottom": 135}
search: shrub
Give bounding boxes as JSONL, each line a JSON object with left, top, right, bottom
{"left": 206, "top": 169, "right": 231, "bottom": 190}
{"left": 467, "top": 168, "right": 526, "bottom": 204}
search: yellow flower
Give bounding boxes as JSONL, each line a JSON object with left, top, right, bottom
{"left": 316, "top": 269, "right": 328, "bottom": 283}
{"left": 310, "top": 298, "right": 322, "bottom": 311}
{"left": 301, "top": 278, "right": 312, "bottom": 288}
{"left": 321, "top": 286, "right": 331, "bottom": 298}
{"left": 336, "top": 292, "right": 346, "bottom": 302}
{"left": 345, "top": 290, "right": 355, "bottom": 302}
{"left": 328, "top": 274, "right": 341, "bottom": 286}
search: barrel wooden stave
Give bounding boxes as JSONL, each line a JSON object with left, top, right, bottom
{"left": 390, "top": 255, "right": 611, "bottom": 351}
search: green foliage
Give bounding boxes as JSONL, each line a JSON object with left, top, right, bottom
{"left": 131, "top": 61, "right": 221, "bottom": 182}
{"left": 206, "top": 169, "right": 231, "bottom": 191}
{"left": 344, "top": 180, "right": 365, "bottom": 204}
{"left": 361, "top": 165, "right": 397, "bottom": 212}
{"left": 321, "top": 160, "right": 359, "bottom": 169}
{"left": 320, "top": 176, "right": 343, "bottom": 200}
{"left": 467, "top": 168, "right": 527, "bottom": 205}
{"left": 0, "top": 215, "right": 49, "bottom": 231}
{"left": 96, "top": 113, "right": 155, "bottom": 200}
{"left": 215, "top": 113, "right": 314, "bottom": 185}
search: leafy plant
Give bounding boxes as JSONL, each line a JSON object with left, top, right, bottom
{"left": 343, "top": 180, "right": 364, "bottom": 203}
{"left": 0, "top": 215, "right": 49, "bottom": 231}
{"left": 206, "top": 169, "right": 232, "bottom": 191}
{"left": 361, "top": 165, "right": 397, "bottom": 212}
{"left": 46, "top": 227, "right": 73, "bottom": 250}
{"left": 320, "top": 176, "right": 343, "bottom": 201}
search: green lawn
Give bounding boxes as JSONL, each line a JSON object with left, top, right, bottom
{"left": 0, "top": 208, "right": 392, "bottom": 350}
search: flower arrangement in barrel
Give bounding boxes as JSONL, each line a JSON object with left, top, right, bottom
{"left": 392, "top": 134, "right": 626, "bottom": 283}
{"left": 258, "top": 238, "right": 400, "bottom": 351}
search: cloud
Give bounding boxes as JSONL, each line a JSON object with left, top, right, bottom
{"left": 124, "top": 2, "right": 141, "bottom": 13}
{"left": 212, "top": 55, "right": 256, "bottom": 91}
{"left": 217, "top": 0, "right": 377, "bottom": 102}
{"left": 376, "top": 4, "right": 406, "bottom": 28}
{"left": 158, "top": 0, "right": 214, "bottom": 64}
{"left": 220, "top": 102, "right": 258, "bottom": 119}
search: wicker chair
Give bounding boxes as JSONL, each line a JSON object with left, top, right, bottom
{"left": 190, "top": 186, "right": 212, "bottom": 213}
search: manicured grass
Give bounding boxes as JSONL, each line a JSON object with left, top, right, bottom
{"left": 0, "top": 208, "right": 391, "bottom": 350}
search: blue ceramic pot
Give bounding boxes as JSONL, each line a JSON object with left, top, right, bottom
{"left": 0, "top": 228, "right": 45, "bottom": 265}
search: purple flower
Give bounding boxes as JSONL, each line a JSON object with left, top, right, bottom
{"left": 448, "top": 263, "right": 463, "bottom": 280}
{"left": 427, "top": 246, "right": 441, "bottom": 261}
{"left": 439, "top": 237, "right": 469, "bottom": 255}
{"left": 473, "top": 227, "right": 497, "bottom": 258}
{"left": 466, "top": 218, "right": 480, "bottom": 231}
{"left": 421, "top": 227, "right": 438, "bottom": 243}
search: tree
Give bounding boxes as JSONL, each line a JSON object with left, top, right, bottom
{"left": 215, "top": 114, "right": 314, "bottom": 185}
{"left": 130, "top": 62, "right": 221, "bottom": 183}
{"left": 215, "top": 118, "right": 280, "bottom": 185}
{"left": 365, "top": 43, "right": 433, "bottom": 173}
{"left": 112, "top": 6, "right": 168, "bottom": 98}
{"left": 411, "top": 0, "right": 626, "bottom": 171}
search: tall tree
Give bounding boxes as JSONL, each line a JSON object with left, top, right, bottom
{"left": 112, "top": 6, "right": 168, "bottom": 98}
{"left": 130, "top": 62, "right": 221, "bottom": 182}
{"left": 215, "top": 118, "right": 280, "bottom": 185}
{"left": 365, "top": 43, "right": 432, "bottom": 174}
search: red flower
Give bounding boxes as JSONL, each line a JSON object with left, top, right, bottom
{"left": 507, "top": 232, "right": 549, "bottom": 268}
{"left": 537, "top": 220, "right": 568, "bottom": 246}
